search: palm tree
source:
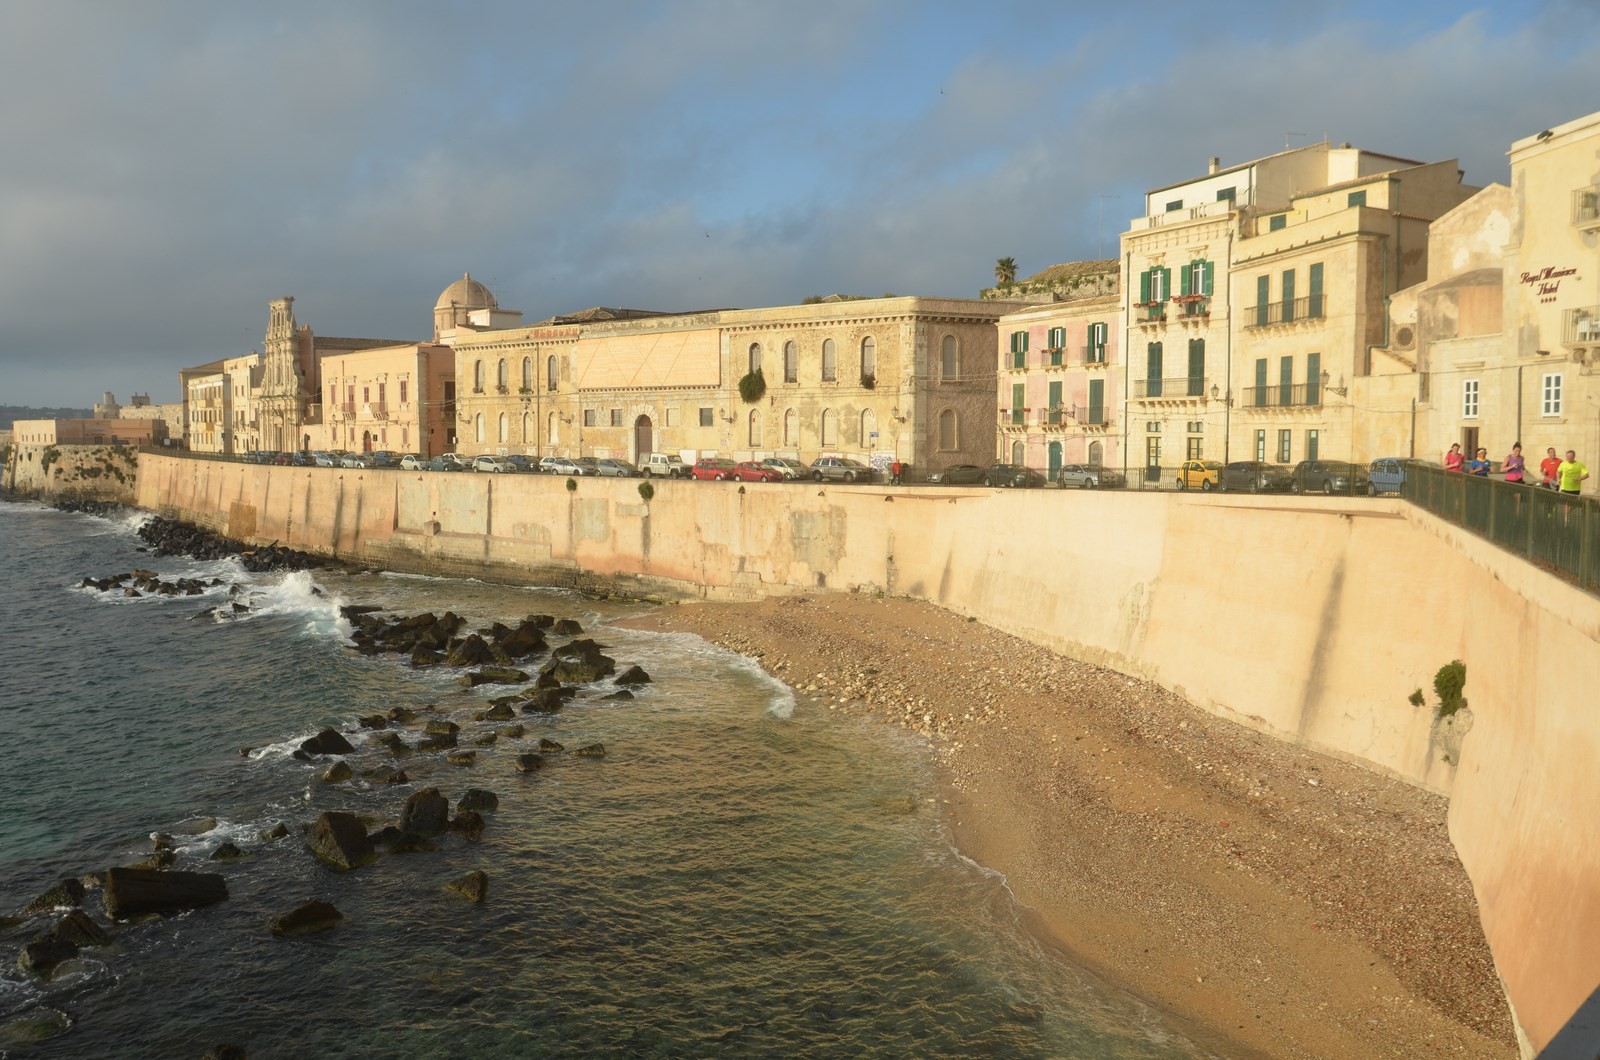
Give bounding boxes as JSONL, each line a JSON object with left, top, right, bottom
{"left": 994, "top": 257, "right": 1018, "bottom": 286}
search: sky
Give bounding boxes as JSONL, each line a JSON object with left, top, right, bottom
{"left": 2, "top": 0, "right": 1596, "bottom": 405}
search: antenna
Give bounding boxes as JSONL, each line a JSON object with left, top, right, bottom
{"left": 1097, "top": 195, "right": 1121, "bottom": 259}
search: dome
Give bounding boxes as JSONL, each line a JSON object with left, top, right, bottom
{"left": 434, "top": 272, "right": 497, "bottom": 311}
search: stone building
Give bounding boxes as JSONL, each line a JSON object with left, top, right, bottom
{"left": 117, "top": 392, "right": 185, "bottom": 443}
{"left": 12, "top": 419, "right": 160, "bottom": 446}
{"left": 180, "top": 360, "right": 230, "bottom": 453}
{"left": 315, "top": 342, "right": 456, "bottom": 457}
{"left": 996, "top": 288, "right": 1121, "bottom": 473}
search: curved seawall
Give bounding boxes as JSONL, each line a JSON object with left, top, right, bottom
{"left": 134, "top": 453, "right": 1600, "bottom": 1055}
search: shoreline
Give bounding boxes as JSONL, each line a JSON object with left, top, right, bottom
{"left": 620, "top": 593, "right": 1517, "bottom": 1060}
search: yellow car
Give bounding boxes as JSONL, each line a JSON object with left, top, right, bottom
{"left": 1176, "top": 459, "right": 1222, "bottom": 491}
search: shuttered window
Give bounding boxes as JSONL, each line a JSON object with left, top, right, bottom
{"left": 1308, "top": 263, "right": 1324, "bottom": 318}
{"left": 1256, "top": 276, "right": 1270, "bottom": 327}
{"left": 1087, "top": 380, "right": 1104, "bottom": 425}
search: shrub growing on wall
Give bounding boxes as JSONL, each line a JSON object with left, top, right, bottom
{"left": 637, "top": 481, "right": 654, "bottom": 503}
{"left": 1433, "top": 660, "right": 1467, "bottom": 718}
{"left": 739, "top": 369, "right": 766, "bottom": 404}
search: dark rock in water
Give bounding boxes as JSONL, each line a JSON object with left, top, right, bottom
{"left": 552, "top": 618, "right": 584, "bottom": 636}
{"left": 299, "top": 728, "right": 355, "bottom": 756}
{"left": 21, "top": 878, "right": 85, "bottom": 915}
{"left": 231, "top": 601, "right": 249, "bottom": 613}
{"left": 446, "top": 750, "right": 477, "bottom": 767}
{"left": 477, "top": 702, "right": 516, "bottom": 722}
{"left": 356, "top": 714, "right": 388, "bottom": 730}
{"left": 127, "top": 849, "right": 177, "bottom": 872}
{"left": 514, "top": 754, "right": 544, "bottom": 773}
{"left": 199, "top": 1045, "right": 248, "bottom": 1060}
{"left": 124, "top": 588, "right": 141, "bottom": 598}
{"left": 103, "top": 867, "right": 229, "bottom": 919}
{"left": 600, "top": 690, "right": 634, "bottom": 701}
{"left": 373, "top": 732, "right": 408, "bottom": 754}
{"left": 418, "top": 733, "right": 458, "bottom": 752}
{"left": 385, "top": 769, "right": 410, "bottom": 785}
{"left": 410, "top": 648, "right": 445, "bottom": 668}
{"left": 174, "top": 817, "right": 217, "bottom": 836}
{"left": 260, "top": 822, "right": 289, "bottom": 841}
{"left": 526, "top": 613, "right": 557, "bottom": 630}
{"left": 16, "top": 934, "right": 78, "bottom": 979}
{"left": 614, "top": 664, "right": 652, "bottom": 685}
{"left": 537, "top": 738, "right": 565, "bottom": 753}
{"left": 456, "top": 789, "right": 499, "bottom": 814}
{"left": 446, "top": 870, "right": 488, "bottom": 902}
{"left": 425, "top": 720, "right": 460, "bottom": 737}
{"left": 451, "top": 812, "right": 485, "bottom": 842}
{"left": 551, "top": 653, "right": 616, "bottom": 684}
{"left": 52, "top": 909, "right": 111, "bottom": 948}
{"left": 340, "top": 604, "right": 384, "bottom": 620}
{"left": 497, "top": 622, "right": 547, "bottom": 659}
{"left": 0, "top": 1006, "right": 72, "bottom": 1046}
{"left": 269, "top": 899, "right": 343, "bottom": 937}
{"left": 399, "top": 788, "right": 450, "bottom": 839}
{"left": 388, "top": 706, "right": 420, "bottom": 723}
{"left": 552, "top": 637, "right": 607, "bottom": 660}
{"left": 520, "top": 686, "right": 575, "bottom": 714}
{"left": 458, "top": 666, "right": 529, "bottom": 688}
{"left": 499, "top": 723, "right": 525, "bottom": 739}
{"left": 210, "top": 842, "right": 246, "bottom": 861}
{"left": 305, "top": 812, "right": 376, "bottom": 872}
{"left": 533, "top": 669, "right": 560, "bottom": 690}
{"left": 472, "top": 732, "right": 498, "bottom": 748}
{"left": 152, "top": 833, "right": 175, "bottom": 851}
{"left": 322, "top": 760, "right": 353, "bottom": 783}
{"left": 573, "top": 743, "right": 607, "bottom": 758}
{"left": 445, "top": 634, "right": 493, "bottom": 667}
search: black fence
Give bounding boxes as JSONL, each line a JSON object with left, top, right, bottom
{"left": 1402, "top": 463, "right": 1600, "bottom": 593}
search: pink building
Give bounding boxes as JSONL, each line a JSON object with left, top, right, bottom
{"left": 995, "top": 292, "right": 1122, "bottom": 475}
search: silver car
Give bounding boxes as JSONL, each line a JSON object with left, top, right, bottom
{"left": 1056, "top": 463, "right": 1125, "bottom": 489}
{"left": 473, "top": 455, "right": 510, "bottom": 473}
{"left": 399, "top": 454, "right": 426, "bottom": 471}
{"left": 540, "top": 456, "right": 585, "bottom": 476}
{"left": 762, "top": 457, "right": 808, "bottom": 480}
{"left": 339, "top": 453, "right": 371, "bottom": 469}
{"left": 809, "top": 457, "right": 873, "bottom": 482}
{"left": 593, "top": 459, "right": 638, "bottom": 477}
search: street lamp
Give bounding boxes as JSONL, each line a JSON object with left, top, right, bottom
{"left": 1320, "top": 369, "right": 1348, "bottom": 397}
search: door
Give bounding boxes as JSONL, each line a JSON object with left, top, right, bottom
{"left": 1461, "top": 426, "right": 1479, "bottom": 461}
{"left": 1048, "top": 442, "right": 1062, "bottom": 476}
{"left": 1011, "top": 440, "right": 1025, "bottom": 465}
{"left": 634, "top": 415, "right": 653, "bottom": 462}
{"left": 362, "top": 431, "right": 373, "bottom": 452}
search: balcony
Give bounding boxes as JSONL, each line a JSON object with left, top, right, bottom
{"left": 368, "top": 402, "right": 389, "bottom": 421}
{"left": 1244, "top": 296, "right": 1326, "bottom": 329}
{"left": 1133, "top": 376, "right": 1207, "bottom": 400}
{"left": 1173, "top": 295, "right": 1211, "bottom": 320}
{"left": 337, "top": 402, "right": 356, "bottom": 420}
{"left": 1070, "top": 404, "right": 1110, "bottom": 429}
{"left": 1574, "top": 186, "right": 1600, "bottom": 230}
{"left": 1044, "top": 348, "right": 1065, "bottom": 368}
{"left": 1133, "top": 303, "right": 1167, "bottom": 325}
{"left": 999, "top": 409, "right": 1028, "bottom": 429}
{"left": 1564, "top": 305, "right": 1600, "bottom": 345}
{"left": 1242, "top": 383, "right": 1323, "bottom": 409}
{"left": 1080, "top": 345, "right": 1108, "bottom": 366}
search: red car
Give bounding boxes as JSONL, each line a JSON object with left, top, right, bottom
{"left": 691, "top": 458, "right": 738, "bottom": 481}
{"left": 734, "top": 461, "right": 783, "bottom": 483}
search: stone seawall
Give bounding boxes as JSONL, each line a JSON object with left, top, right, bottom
{"left": 132, "top": 453, "right": 1599, "bottom": 1055}
{"left": 2, "top": 443, "right": 139, "bottom": 503}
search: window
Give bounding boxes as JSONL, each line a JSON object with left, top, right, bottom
{"left": 1146, "top": 342, "right": 1163, "bottom": 396}
{"left": 1165, "top": 199, "right": 1183, "bottom": 212}
{"left": 548, "top": 412, "right": 558, "bottom": 444}
{"left": 1281, "top": 269, "right": 1296, "bottom": 324}
{"left": 399, "top": 380, "right": 408, "bottom": 405}
{"left": 1277, "top": 429, "right": 1292, "bottom": 463}
{"left": 1254, "top": 358, "right": 1268, "bottom": 406}
{"left": 1306, "top": 352, "right": 1321, "bottom": 404}
{"left": 1255, "top": 275, "right": 1270, "bottom": 328}
{"left": 1047, "top": 380, "right": 1062, "bottom": 422}
{"left": 1047, "top": 326, "right": 1066, "bottom": 350}
{"left": 938, "top": 409, "right": 957, "bottom": 450}
{"left": 1012, "top": 440, "right": 1025, "bottom": 464}
{"left": 473, "top": 361, "right": 484, "bottom": 392}
{"left": 1463, "top": 379, "right": 1480, "bottom": 419}
{"left": 1255, "top": 430, "right": 1267, "bottom": 461}
{"left": 748, "top": 409, "right": 762, "bottom": 446}
{"left": 1009, "top": 331, "right": 1028, "bottom": 369}
{"left": 1217, "top": 187, "right": 1236, "bottom": 203}
{"left": 475, "top": 413, "right": 485, "bottom": 444}
{"left": 497, "top": 359, "right": 508, "bottom": 390}
{"left": 546, "top": 355, "right": 558, "bottom": 391}
{"left": 1186, "top": 339, "right": 1205, "bottom": 395}
{"left": 1268, "top": 214, "right": 1287, "bottom": 231}
{"left": 1011, "top": 383, "right": 1026, "bottom": 425}
{"left": 784, "top": 341, "right": 798, "bottom": 383}
{"left": 1186, "top": 436, "right": 1203, "bottom": 460}
{"left": 583, "top": 409, "right": 597, "bottom": 427}
{"left": 1145, "top": 435, "right": 1162, "bottom": 470}
{"left": 666, "top": 407, "right": 678, "bottom": 427}
{"left": 378, "top": 382, "right": 386, "bottom": 406}
{"left": 1180, "top": 259, "right": 1214, "bottom": 298}
{"left": 523, "top": 412, "right": 532, "bottom": 443}
{"left": 1279, "top": 357, "right": 1294, "bottom": 407}
{"left": 861, "top": 408, "right": 876, "bottom": 446}
{"left": 822, "top": 339, "right": 837, "bottom": 382}
{"left": 940, "top": 335, "right": 957, "bottom": 380}
{"left": 1087, "top": 379, "right": 1104, "bottom": 425}
{"left": 1542, "top": 372, "right": 1563, "bottom": 416}
{"left": 699, "top": 407, "right": 714, "bottom": 427}
{"left": 1306, "top": 429, "right": 1320, "bottom": 460}
{"left": 1347, "top": 190, "right": 1367, "bottom": 208}
{"left": 860, "top": 336, "right": 876, "bottom": 378}
{"left": 610, "top": 409, "right": 623, "bottom": 427}
{"left": 748, "top": 342, "right": 762, "bottom": 375}
{"left": 1308, "top": 262, "right": 1324, "bottom": 319}
{"left": 522, "top": 357, "right": 532, "bottom": 390}
{"left": 820, "top": 408, "right": 836, "bottom": 447}
{"left": 498, "top": 412, "right": 508, "bottom": 443}
{"left": 784, "top": 408, "right": 796, "bottom": 446}
{"left": 362, "top": 386, "right": 370, "bottom": 403}
{"left": 1087, "top": 322, "right": 1107, "bottom": 362}
{"left": 1139, "top": 267, "right": 1171, "bottom": 304}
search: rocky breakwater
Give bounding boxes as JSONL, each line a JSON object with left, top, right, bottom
{"left": 136, "top": 515, "right": 326, "bottom": 573}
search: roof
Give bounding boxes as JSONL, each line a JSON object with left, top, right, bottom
{"left": 435, "top": 272, "right": 498, "bottom": 311}
{"left": 1144, "top": 142, "right": 1428, "bottom": 196}
{"left": 532, "top": 307, "right": 677, "bottom": 326}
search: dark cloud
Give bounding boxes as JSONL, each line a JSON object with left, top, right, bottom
{"left": 0, "top": 2, "right": 1594, "bottom": 404}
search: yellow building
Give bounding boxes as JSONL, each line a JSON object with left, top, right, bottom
{"left": 315, "top": 342, "right": 457, "bottom": 457}
{"left": 180, "top": 360, "right": 230, "bottom": 453}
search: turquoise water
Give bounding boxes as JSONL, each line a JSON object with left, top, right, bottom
{"left": 0, "top": 501, "right": 1219, "bottom": 1058}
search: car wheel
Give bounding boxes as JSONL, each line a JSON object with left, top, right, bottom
{"left": 812, "top": 471, "right": 824, "bottom": 482}
{"left": 1250, "top": 481, "right": 1261, "bottom": 494}
{"left": 1177, "top": 478, "right": 1188, "bottom": 491}
{"left": 1367, "top": 483, "right": 1377, "bottom": 497}
{"left": 1201, "top": 479, "right": 1214, "bottom": 492}
{"left": 843, "top": 471, "right": 856, "bottom": 483}
{"left": 1081, "top": 478, "right": 1093, "bottom": 489}
{"left": 1323, "top": 481, "right": 1336, "bottom": 495}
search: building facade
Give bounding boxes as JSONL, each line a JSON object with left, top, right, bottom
{"left": 995, "top": 291, "right": 1121, "bottom": 473}
{"left": 314, "top": 342, "right": 456, "bottom": 457}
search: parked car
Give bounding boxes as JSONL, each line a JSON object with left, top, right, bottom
{"left": 984, "top": 463, "right": 1044, "bottom": 488}
{"left": 368, "top": 451, "right": 400, "bottom": 469}
{"left": 1366, "top": 457, "right": 1418, "bottom": 496}
{"left": 399, "top": 454, "right": 426, "bottom": 471}
{"left": 340, "top": 453, "right": 372, "bottom": 468}
{"left": 928, "top": 464, "right": 987, "bottom": 485}
{"left": 502, "top": 455, "right": 536, "bottom": 473}
{"left": 290, "top": 451, "right": 318, "bottom": 467}
{"left": 692, "top": 457, "right": 739, "bottom": 481}
{"left": 1290, "top": 459, "right": 1369, "bottom": 495}
{"left": 1056, "top": 463, "right": 1126, "bottom": 489}
{"left": 1220, "top": 461, "right": 1294, "bottom": 493}
{"left": 762, "top": 457, "right": 808, "bottom": 480}
{"left": 312, "top": 451, "right": 339, "bottom": 467}
{"left": 272, "top": 452, "right": 295, "bottom": 466}
{"left": 426, "top": 455, "right": 465, "bottom": 472}
{"left": 640, "top": 453, "right": 690, "bottom": 478}
{"left": 573, "top": 457, "right": 602, "bottom": 476}
{"left": 1175, "top": 460, "right": 1223, "bottom": 491}
{"left": 594, "top": 458, "right": 638, "bottom": 477}
{"left": 734, "top": 461, "right": 783, "bottom": 483}
{"left": 473, "top": 455, "right": 511, "bottom": 473}
{"left": 539, "top": 456, "right": 585, "bottom": 476}
{"left": 810, "top": 457, "right": 874, "bottom": 482}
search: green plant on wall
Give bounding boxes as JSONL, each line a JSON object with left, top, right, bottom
{"left": 566, "top": 477, "right": 577, "bottom": 493}
{"left": 637, "top": 481, "right": 654, "bottom": 503}
{"left": 40, "top": 446, "right": 60, "bottom": 474}
{"left": 739, "top": 368, "right": 767, "bottom": 404}
{"left": 1408, "top": 688, "right": 1425, "bottom": 708}
{"left": 1433, "top": 660, "right": 1467, "bottom": 718}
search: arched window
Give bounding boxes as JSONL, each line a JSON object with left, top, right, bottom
{"left": 820, "top": 408, "right": 836, "bottom": 447}
{"left": 498, "top": 412, "right": 508, "bottom": 443}
{"left": 860, "top": 336, "right": 876, "bottom": 379}
{"left": 940, "top": 335, "right": 957, "bottom": 381}
{"left": 523, "top": 412, "right": 532, "bottom": 444}
{"left": 748, "top": 409, "right": 762, "bottom": 446}
{"left": 784, "top": 341, "right": 798, "bottom": 383}
{"left": 821, "top": 339, "right": 837, "bottom": 382}
{"left": 938, "top": 408, "right": 957, "bottom": 450}
{"left": 1088, "top": 440, "right": 1103, "bottom": 465}
{"left": 474, "top": 361, "right": 484, "bottom": 391}
{"left": 546, "top": 355, "right": 558, "bottom": 392}
{"left": 474, "top": 412, "right": 485, "bottom": 443}
{"left": 521, "top": 357, "right": 532, "bottom": 390}
{"left": 784, "top": 408, "right": 797, "bottom": 446}
{"left": 748, "top": 342, "right": 762, "bottom": 375}
{"left": 1012, "top": 440, "right": 1025, "bottom": 464}
{"left": 497, "top": 359, "right": 508, "bottom": 390}
{"left": 548, "top": 411, "right": 558, "bottom": 444}
{"left": 860, "top": 408, "right": 877, "bottom": 447}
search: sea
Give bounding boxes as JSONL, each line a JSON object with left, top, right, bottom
{"left": 0, "top": 500, "right": 1222, "bottom": 1058}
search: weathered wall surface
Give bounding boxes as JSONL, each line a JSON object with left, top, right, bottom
{"left": 3, "top": 443, "right": 139, "bottom": 503}
{"left": 133, "top": 453, "right": 1598, "bottom": 1053}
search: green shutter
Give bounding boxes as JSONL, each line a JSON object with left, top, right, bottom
{"left": 1254, "top": 358, "right": 1268, "bottom": 406}
{"left": 1279, "top": 356, "right": 1293, "bottom": 406}
{"left": 1139, "top": 270, "right": 1150, "bottom": 304}
{"left": 1306, "top": 352, "right": 1321, "bottom": 404}
{"left": 1188, "top": 338, "right": 1205, "bottom": 390}
{"left": 1048, "top": 380, "right": 1062, "bottom": 419}
{"left": 1282, "top": 269, "right": 1296, "bottom": 323}
{"left": 1256, "top": 276, "right": 1269, "bottom": 327}
{"left": 1161, "top": 267, "right": 1173, "bottom": 300}
{"left": 1202, "top": 260, "right": 1214, "bottom": 296}
{"left": 1147, "top": 342, "right": 1163, "bottom": 396}
{"left": 1309, "top": 263, "right": 1324, "bottom": 318}
{"left": 1180, "top": 264, "right": 1192, "bottom": 296}
{"left": 1088, "top": 379, "right": 1104, "bottom": 424}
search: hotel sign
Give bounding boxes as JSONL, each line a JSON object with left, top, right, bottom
{"left": 1520, "top": 265, "right": 1579, "bottom": 303}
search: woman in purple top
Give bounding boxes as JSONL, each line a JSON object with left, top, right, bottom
{"left": 1503, "top": 442, "right": 1526, "bottom": 483}
{"left": 1467, "top": 448, "right": 1491, "bottom": 476}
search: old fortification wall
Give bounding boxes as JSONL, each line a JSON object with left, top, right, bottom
{"left": 133, "top": 453, "right": 1597, "bottom": 1054}
{"left": 3, "top": 443, "right": 139, "bottom": 503}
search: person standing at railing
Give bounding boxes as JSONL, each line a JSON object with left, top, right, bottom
{"left": 1557, "top": 450, "right": 1590, "bottom": 496}
{"left": 1444, "top": 443, "right": 1464, "bottom": 472}
{"left": 1541, "top": 446, "right": 1563, "bottom": 490}
{"left": 1503, "top": 443, "right": 1526, "bottom": 484}
{"left": 1467, "top": 448, "right": 1491, "bottom": 476}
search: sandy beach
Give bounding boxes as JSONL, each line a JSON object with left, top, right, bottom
{"left": 621, "top": 593, "right": 1516, "bottom": 1059}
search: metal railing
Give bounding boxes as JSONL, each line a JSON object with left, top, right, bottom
{"left": 1574, "top": 185, "right": 1600, "bottom": 228}
{"left": 1564, "top": 306, "right": 1600, "bottom": 345}
{"left": 1081, "top": 345, "right": 1108, "bottom": 364}
{"left": 1242, "top": 383, "right": 1322, "bottom": 408}
{"left": 1402, "top": 463, "right": 1599, "bottom": 593}
{"left": 1133, "top": 376, "right": 1207, "bottom": 399}
{"left": 1244, "top": 296, "right": 1326, "bottom": 329}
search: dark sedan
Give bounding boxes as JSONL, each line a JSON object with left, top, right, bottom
{"left": 928, "top": 464, "right": 987, "bottom": 485}
{"left": 984, "top": 463, "right": 1045, "bottom": 488}
{"left": 1290, "top": 460, "right": 1370, "bottom": 495}
{"left": 1220, "top": 462, "right": 1294, "bottom": 493}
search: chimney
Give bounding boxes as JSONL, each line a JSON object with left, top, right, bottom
{"left": 1208, "top": 156, "right": 1220, "bottom": 175}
